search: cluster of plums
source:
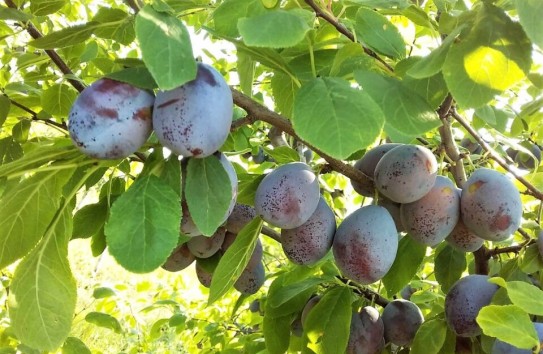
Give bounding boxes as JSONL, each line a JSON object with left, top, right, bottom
{"left": 68, "top": 62, "right": 232, "bottom": 160}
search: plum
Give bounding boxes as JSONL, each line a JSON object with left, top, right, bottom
{"left": 225, "top": 204, "right": 256, "bottom": 234}
{"left": 234, "top": 261, "right": 265, "bottom": 295}
{"left": 460, "top": 137, "right": 482, "bottom": 155}
{"left": 514, "top": 141, "right": 541, "bottom": 170}
{"left": 301, "top": 295, "right": 321, "bottom": 327}
{"left": 445, "top": 274, "right": 498, "bottom": 337}
{"left": 446, "top": 218, "right": 485, "bottom": 252}
{"left": 186, "top": 227, "right": 226, "bottom": 258}
{"left": 460, "top": 168, "right": 522, "bottom": 241}
{"left": 181, "top": 152, "right": 238, "bottom": 236}
{"left": 492, "top": 322, "right": 543, "bottom": 353}
{"left": 195, "top": 261, "right": 213, "bottom": 288}
{"left": 377, "top": 197, "right": 404, "bottom": 232}
{"left": 281, "top": 197, "right": 336, "bottom": 266}
{"left": 68, "top": 78, "right": 154, "bottom": 159}
{"left": 333, "top": 205, "right": 398, "bottom": 285}
{"left": 351, "top": 143, "right": 403, "bottom": 197}
{"left": 161, "top": 243, "right": 195, "bottom": 272}
{"left": 254, "top": 162, "right": 320, "bottom": 229}
{"left": 347, "top": 306, "right": 385, "bottom": 354}
{"left": 153, "top": 62, "right": 232, "bottom": 158}
{"left": 374, "top": 144, "right": 438, "bottom": 203}
{"left": 401, "top": 176, "right": 460, "bottom": 247}
{"left": 382, "top": 299, "right": 424, "bottom": 347}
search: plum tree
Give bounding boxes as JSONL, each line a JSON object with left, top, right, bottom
{"left": 152, "top": 62, "right": 233, "bottom": 158}
{"left": 445, "top": 275, "right": 498, "bottom": 337}
{"left": 186, "top": 227, "right": 226, "bottom": 258}
{"left": 333, "top": 205, "right": 398, "bottom": 284}
{"left": 401, "top": 176, "right": 460, "bottom": 247}
{"left": 374, "top": 144, "right": 438, "bottom": 203}
{"left": 351, "top": 143, "right": 402, "bottom": 197}
{"left": 161, "top": 243, "right": 195, "bottom": 272}
{"left": 347, "top": 306, "right": 385, "bottom": 354}
{"left": 281, "top": 197, "right": 336, "bottom": 266}
{"left": 382, "top": 299, "right": 424, "bottom": 347}
{"left": 492, "top": 322, "right": 543, "bottom": 353}
{"left": 254, "top": 162, "right": 320, "bottom": 229}
{"left": 68, "top": 78, "right": 154, "bottom": 159}
{"left": 225, "top": 204, "right": 256, "bottom": 234}
{"left": 461, "top": 168, "right": 522, "bottom": 241}
{"left": 446, "top": 218, "right": 485, "bottom": 253}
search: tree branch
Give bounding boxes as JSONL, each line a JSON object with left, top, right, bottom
{"left": 7, "top": 96, "right": 68, "bottom": 130}
{"left": 4, "top": 0, "right": 85, "bottom": 93}
{"left": 231, "top": 88, "right": 374, "bottom": 191}
{"left": 451, "top": 109, "right": 543, "bottom": 201}
{"left": 261, "top": 225, "right": 281, "bottom": 243}
{"left": 337, "top": 276, "right": 390, "bottom": 307}
{"left": 303, "top": 0, "right": 394, "bottom": 72}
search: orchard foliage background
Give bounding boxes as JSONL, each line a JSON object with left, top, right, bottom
{"left": 1, "top": 0, "right": 543, "bottom": 353}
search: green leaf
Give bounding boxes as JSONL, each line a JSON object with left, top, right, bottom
{"left": 72, "top": 200, "right": 108, "bottom": 239}
{"left": 30, "top": 0, "right": 65, "bottom": 15}
{"left": 435, "top": 245, "right": 467, "bottom": 292}
{"left": 237, "top": 50, "right": 255, "bottom": 96}
{"left": 28, "top": 24, "right": 94, "bottom": 49}
{"left": 406, "top": 25, "right": 464, "bottom": 78}
{"left": 0, "top": 169, "right": 73, "bottom": 268}
{"left": 92, "top": 287, "right": 116, "bottom": 299}
{"left": 185, "top": 156, "right": 233, "bottom": 236}
{"left": 8, "top": 205, "right": 76, "bottom": 351}
{"left": 208, "top": 217, "right": 263, "bottom": 305}
{"left": 410, "top": 318, "right": 448, "bottom": 354}
{"left": 442, "top": 4, "right": 532, "bottom": 108}
{"left": 0, "top": 95, "right": 9, "bottom": 128}
{"left": 105, "top": 175, "right": 180, "bottom": 273}
{"left": 92, "top": 8, "right": 135, "bottom": 45}
{"left": 354, "top": 7, "right": 405, "bottom": 59}
{"left": 518, "top": 244, "right": 543, "bottom": 274}
{"left": 11, "top": 119, "right": 31, "bottom": 143}
{"left": 263, "top": 314, "right": 292, "bottom": 354}
{"left": 41, "top": 83, "right": 78, "bottom": 117}
{"left": 61, "top": 337, "right": 91, "bottom": 354}
{"left": 304, "top": 287, "right": 352, "bottom": 354}
{"left": 135, "top": 5, "right": 196, "bottom": 90}
{"left": 268, "top": 277, "right": 328, "bottom": 308}
{"left": 477, "top": 305, "right": 539, "bottom": 350}
{"left": 85, "top": 312, "right": 123, "bottom": 334}
{"left": 238, "top": 10, "right": 312, "bottom": 48}
{"left": 237, "top": 173, "right": 265, "bottom": 206}
{"left": 355, "top": 71, "right": 441, "bottom": 139}
{"left": 382, "top": 236, "right": 426, "bottom": 297}
{"left": 213, "top": 0, "right": 266, "bottom": 37}
{"left": 270, "top": 71, "right": 298, "bottom": 116}
{"left": 292, "top": 77, "right": 384, "bottom": 160}
{"left": 504, "top": 281, "right": 543, "bottom": 316}
{"left": 263, "top": 146, "right": 300, "bottom": 164}
{"left": 105, "top": 67, "right": 158, "bottom": 90}
{"left": 515, "top": 0, "right": 543, "bottom": 49}
{"left": 0, "top": 6, "right": 33, "bottom": 21}
{"left": 0, "top": 137, "right": 23, "bottom": 166}
{"left": 403, "top": 73, "right": 449, "bottom": 110}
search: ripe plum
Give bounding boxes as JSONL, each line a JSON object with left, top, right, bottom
{"left": 347, "top": 306, "right": 385, "bottom": 354}
{"left": 161, "top": 243, "right": 195, "bottom": 272}
{"left": 382, "top": 299, "right": 424, "bottom": 346}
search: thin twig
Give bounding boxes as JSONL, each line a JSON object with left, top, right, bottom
{"left": 7, "top": 96, "right": 68, "bottom": 130}
{"left": 437, "top": 94, "right": 466, "bottom": 187}
{"left": 337, "top": 276, "right": 389, "bottom": 307}
{"left": 4, "top": 0, "right": 86, "bottom": 93}
{"left": 303, "top": 0, "right": 394, "bottom": 72}
{"left": 231, "top": 88, "right": 374, "bottom": 191}
{"left": 451, "top": 109, "right": 543, "bottom": 201}
{"left": 261, "top": 225, "right": 281, "bottom": 243}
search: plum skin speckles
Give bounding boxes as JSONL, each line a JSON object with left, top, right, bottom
{"left": 332, "top": 205, "right": 398, "bottom": 285}
{"left": 254, "top": 162, "right": 320, "bottom": 229}
{"left": 152, "top": 62, "right": 233, "bottom": 158}
{"left": 68, "top": 78, "right": 154, "bottom": 159}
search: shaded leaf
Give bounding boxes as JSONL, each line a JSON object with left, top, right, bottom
{"left": 185, "top": 156, "right": 233, "bottom": 236}
{"left": 293, "top": 77, "right": 384, "bottom": 160}
{"left": 238, "top": 10, "right": 312, "bottom": 48}
{"left": 30, "top": 0, "right": 65, "bottom": 16}
{"left": 28, "top": 24, "right": 94, "bottom": 49}
{"left": 213, "top": 0, "right": 266, "bottom": 37}
{"left": 0, "top": 95, "right": 9, "bottom": 128}
{"left": 354, "top": 7, "right": 405, "bottom": 59}
{"left": 61, "top": 337, "right": 91, "bottom": 354}
{"left": 435, "top": 245, "right": 466, "bottom": 292}
{"left": 268, "top": 277, "right": 327, "bottom": 308}
{"left": 135, "top": 5, "right": 196, "bottom": 90}
{"left": 105, "top": 175, "right": 180, "bottom": 273}
{"left": 41, "top": 83, "right": 78, "bottom": 117}
{"left": 411, "top": 318, "right": 448, "bottom": 354}
{"left": 382, "top": 236, "right": 426, "bottom": 297}
{"left": 85, "top": 312, "right": 123, "bottom": 334}
{"left": 263, "top": 314, "right": 292, "bottom": 354}
{"left": 208, "top": 217, "right": 263, "bottom": 304}
{"left": 105, "top": 67, "right": 158, "bottom": 90}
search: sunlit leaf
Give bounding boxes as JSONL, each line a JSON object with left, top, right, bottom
{"left": 411, "top": 318, "right": 448, "bottom": 354}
